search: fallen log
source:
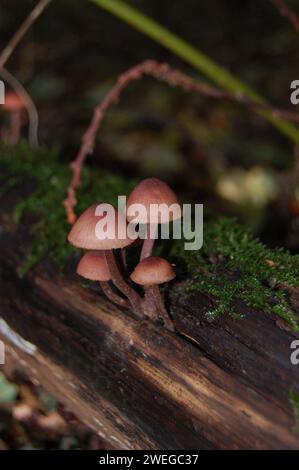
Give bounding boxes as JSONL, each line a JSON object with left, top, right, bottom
{"left": 0, "top": 150, "right": 299, "bottom": 449}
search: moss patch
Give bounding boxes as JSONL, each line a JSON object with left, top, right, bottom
{"left": 0, "top": 142, "right": 136, "bottom": 274}
{"left": 0, "top": 143, "right": 299, "bottom": 330}
{"left": 171, "top": 217, "right": 299, "bottom": 330}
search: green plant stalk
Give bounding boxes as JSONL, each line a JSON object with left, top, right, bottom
{"left": 90, "top": 0, "right": 299, "bottom": 143}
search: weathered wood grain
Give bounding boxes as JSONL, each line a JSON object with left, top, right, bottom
{"left": 0, "top": 182, "right": 299, "bottom": 449}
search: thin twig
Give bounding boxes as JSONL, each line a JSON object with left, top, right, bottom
{"left": 270, "top": 0, "right": 299, "bottom": 33}
{"left": 91, "top": 0, "right": 299, "bottom": 143}
{"left": 0, "top": 0, "right": 52, "bottom": 69}
{"left": 0, "top": 67, "right": 39, "bottom": 146}
{"left": 0, "top": 0, "right": 51, "bottom": 145}
{"left": 64, "top": 60, "right": 299, "bottom": 224}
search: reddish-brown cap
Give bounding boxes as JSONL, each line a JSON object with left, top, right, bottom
{"left": 4, "top": 91, "right": 24, "bottom": 111}
{"left": 76, "top": 251, "right": 110, "bottom": 281}
{"left": 130, "top": 256, "right": 176, "bottom": 285}
{"left": 68, "top": 203, "right": 133, "bottom": 250}
{"left": 127, "top": 178, "right": 182, "bottom": 224}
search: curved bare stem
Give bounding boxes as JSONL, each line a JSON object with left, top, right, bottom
{"left": 0, "top": 67, "right": 39, "bottom": 146}
{"left": 270, "top": 0, "right": 299, "bottom": 33}
{"left": 0, "top": 0, "right": 51, "bottom": 69}
{"left": 65, "top": 59, "right": 299, "bottom": 224}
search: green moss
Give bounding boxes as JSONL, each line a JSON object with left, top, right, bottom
{"left": 0, "top": 142, "right": 136, "bottom": 274}
{"left": 290, "top": 388, "right": 299, "bottom": 433}
{"left": 170, "top": 217, "right": 299, "bottom": 330}
{"left": 0, "top": 142, "right": 299, "bottom": 330}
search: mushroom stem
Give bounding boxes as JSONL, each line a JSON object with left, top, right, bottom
{"left": 144, "top": 285, "right": 175, "bottom": 332}
{"left": 9, "top": 109, "right": 21, "bottom": 144}
{"left": 104, "top": 249, "right": 143, "bottom": 318}
{"left": 140, "top": 223, "right": 157, "bottom": 260}
{"left": 100, "top": 281, "right": 130, "bottom": 308}
{"left": 142, "top": 287, "right": 159, "bottom": 321}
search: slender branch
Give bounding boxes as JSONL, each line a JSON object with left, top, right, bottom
{"left": 90, "top": 0, "right": 299, "bottom": 143}
{"left": 0, "top": 0, "right": 52, "bottom": 69}
{"left": 270, "top": 0, "right": 299, "bottom": 33}
{"left": 64, "top": 60, "right": 299, "bottom": 223}
{"left": 0, "top": 67, "right": 39, "bottom": 146}
{"left": 0, "top": 0, "right": 51, "bottom": 145}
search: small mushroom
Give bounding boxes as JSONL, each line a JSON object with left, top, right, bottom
{"left": 68, "top": 203, "right": 143, "bottom": 317}
{"left": 76, "top": 251, "right": 129, "bottom": 308}
{"left": 130, "top": 256, "right": 176, "bottom": 331}
{"left": 3, "top": 91, "right": 24, "bottom": 145}
{"left": 127, "top": 178, "right": 182, "bottom": 260}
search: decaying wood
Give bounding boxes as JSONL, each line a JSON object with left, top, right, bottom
{"left": 0, "top": 184, "right": 299, "bottom": 450}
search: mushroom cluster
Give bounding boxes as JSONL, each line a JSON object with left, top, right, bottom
{"left": 67, "top": 178, "right": 181, "bottom": 331}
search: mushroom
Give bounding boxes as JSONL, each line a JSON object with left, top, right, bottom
{"left": 76, "top": 251, "right": 129, "bottom": 308}
{"left": 130, "top": 256, "right": 176, "bottom": 331}
{"left": 126, "top": 178, "right": 182, "bottom": 260}
{"left": 3, "top": 90, "right": 24, "bottom": 145}
{"left": 68, "top": 203, "right": 143, "bottom": 317}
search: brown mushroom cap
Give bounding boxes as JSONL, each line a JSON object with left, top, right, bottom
{"left": 4, "top": 91, "right": 24, "bottom": 111}
{"left": 127, "top": 178, "right": 182, "bottom": 224}
{"left": 68, "top": 203, "right": 134, "bottom": 250}
{"left": 76, "top": 251, "right": 111, "bottom": 281}
{"left": 130, "top": 256, "right": 176, "bottom": 285}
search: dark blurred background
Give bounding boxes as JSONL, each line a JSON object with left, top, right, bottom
{"left": 0, "top": 0, "right": 299, "bottom": 448}
{"left": 1, "top": 0, "right": 299, "bottom": 247}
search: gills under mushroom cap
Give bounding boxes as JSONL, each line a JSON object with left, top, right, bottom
{"left": 127, "top": 178, "right": 182, "bottom": 224}
{"left": 76, "top": 251, "right": 110, "bottom": 281}
{"left": 68, "top": 203, "right": 134, "bottom": 250}
{"left": 130, "top": 256, "right": 176, "bottom": 285}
